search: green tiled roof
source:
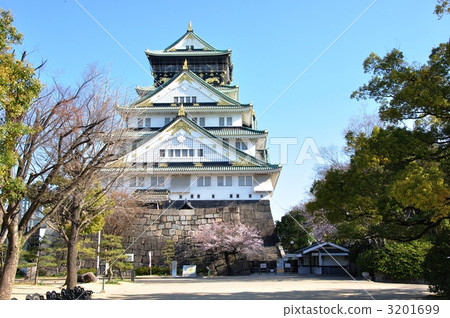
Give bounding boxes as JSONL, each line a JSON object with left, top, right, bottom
{"left": 123, "top": 126, "right": 266, "bottom": 138}
{"left": 103, "top": 165, "right": 280, "bottom": 173}
{"left": 206, "top": 127, "right": 267, "bottom": 137}
{"left": 163, "top": 29, "right": 227, "bottom": 52}
{"left": 146, "top": 50, "right": 229, "bottom": 57}
{"left": 117, "top": 105, "right": 251, "bottom": 113}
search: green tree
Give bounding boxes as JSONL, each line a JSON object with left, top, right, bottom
{"left": 0, "top": 9, "right": 41, "bottom": 299}
{"left": 435, "top": 0, "right": 450, "bottom": 18}
{"left": 18, "top": 235, "right": 58, "bottom": 284}
{"left": 161, "top": 240, "right": 175, "bottom": 267}
{"left": 275, "top": 209, "right": 313, "bottom": 252}
{"left": 99, "top": 234, "right": 132, "bottom": 281}
{"left": 308, "top": 41, "right": 450, "bottom": 243}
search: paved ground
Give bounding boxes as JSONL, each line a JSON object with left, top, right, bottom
{"left": 10, "top": 274, "right": 432, "bottom": 300}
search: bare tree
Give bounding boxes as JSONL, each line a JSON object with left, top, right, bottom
{"left": 102, "top": 190, "right": 142, "bottom": 237}
{"left": 0, "top": 67, "right": 124, "bottom": 299}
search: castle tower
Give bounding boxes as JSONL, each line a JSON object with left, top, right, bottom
{"left": 108, "top": 23, "right": 282, "bottom": 271}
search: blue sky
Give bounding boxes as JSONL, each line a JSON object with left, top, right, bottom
{"left": 5, "top": 0, "right": 449, "bottom": 221}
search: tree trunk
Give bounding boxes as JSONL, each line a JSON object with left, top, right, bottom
{"left": 0, "top": 217, "right": 21, "bottom": 300}
{"left": 65, "top": 227, "right": 80, "bottom": 289}
{"left": 224, "top": 253, "right": 234, "bottom": 276}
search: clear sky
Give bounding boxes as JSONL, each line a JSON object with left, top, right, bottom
{"left": 4, "top": 0, "right": 449, "bottom": 221}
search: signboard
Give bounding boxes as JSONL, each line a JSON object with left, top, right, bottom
{"left": 285, "top": 263, "right": 291, "bottom": 269}
{"left": 125, "top": 254, "right": 134, "bottom": 262}
{"left": 148, "top": 251, "right": 152, "bottom": 268}
{"left": 260, "top": 263, "right": 267, "bottom": 269}
{"left": 182, "top": 265, "right": 197, "bottom": 277}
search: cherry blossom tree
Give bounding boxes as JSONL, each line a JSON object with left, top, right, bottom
{"left": 192, "top": 221, "right": 263, "bottom": 275}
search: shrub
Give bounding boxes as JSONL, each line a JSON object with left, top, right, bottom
{"left": 135, "top": 266, "right": 170, "bottom": 276}
{"left": 423, "top": 228, "right": 450, "bottom": 298}
{"left": 357, "top": 240, "right": 431, "bottom": 281}
{"left": 77, "top": 268, "right": 96, "bottom": 275}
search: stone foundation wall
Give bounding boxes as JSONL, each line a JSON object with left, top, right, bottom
{"left": 123, "top": 200, "right": 278, "bottom": 267}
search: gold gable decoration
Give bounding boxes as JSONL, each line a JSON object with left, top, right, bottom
{"left": 169, "top": 120, "right": 194, "bottom": 136}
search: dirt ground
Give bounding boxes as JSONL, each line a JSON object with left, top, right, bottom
{"left": 10, "top": 274, "right": 432, "bottom": 300}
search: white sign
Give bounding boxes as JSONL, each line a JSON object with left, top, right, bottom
{"left": 148, "top": 251, "right": 152, "bottom": 268}
{"left": 125, "top": 254, "right": 134, "bottom": 262}
{"left": 260, "top": 263, "right": 267, "bottom": 269}
{"left": 182, "top": 265, "right": 197, "bottom": 277}
{"left": 285, "top": 263, "right": 291, "bottom": 268}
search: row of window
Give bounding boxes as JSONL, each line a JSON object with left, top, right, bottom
{"left": 174, "top": 96, "right": 197, "bottom": 104}
{"left": 198, "top": 176, "right": 252, "bottom": 187}
{"left": 130, "top": 176, "right": 165, "bottom": 188}
{"left": 160, "top": 149, "right": 204, "bottom": 158}
{"left": 181, "top": 193, "right": 260, "bottom": 199}
{"left": 126, "top": 176, "right": 253, "bottom": 188}
{"left": 135, "top": 116, "right": 233, "bottom": 128}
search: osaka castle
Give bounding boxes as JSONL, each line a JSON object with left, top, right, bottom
{"left": 109, "top": 22, "right": 282, "bottom": 272}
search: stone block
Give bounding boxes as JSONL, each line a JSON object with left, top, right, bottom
{"left": 167, "top": 215, "right": 174, "bottom": 222}
{"left": 179, "top": 210, "right": 195, "bottom": 216}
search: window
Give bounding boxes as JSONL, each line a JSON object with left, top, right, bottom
{"left": 219, "top": 117, "right": 232, "bottom": 126}
{"left": 198, "top": 149, "right": 203, "bottom": 157}
{"left": 175, "top": 149, "right": 181, "bottom": 157}
{"left": 249, "top": 194, "right": 252, "bottom": 199}
{"left": 191, "top": 45, "right": 194, "bottom": 50}
{"left": 137, "top": 118, "right": 143, "bottom": 128}
{"left": 236, "top": 194, "right": 240, "bottom": 199}
{"left": 192, "top": 96, "right": 197, "bottom": 103}
{"left": 218, "top": 176, "right": 232, "bottom": 187}
{"left": 137, "top": 177, "right": 145, "bottom": 187}
{"left": 132, "top": 141, "right": 138, "bottom": 150}
{"left": 189, "top": 149, "right": 194, "bottom": 157}
{"left": 160, "top": 149, "right": 165, "bottom": 157}
{"left": 190, "top": 194, "right": 194, "bottom": 199}
{"left": 151, "top": 177, "right": 165, "bottom": 187}
{"left": 130, "top": 177, "right": 137, "bottom": 187}
{"left": 185, "top": 96, "right": 191, "bottom": 103}
{"left": 174, "top": 97, "right": 178, "bottom": 104}
{"left": 145, "top": 118, "right": 151, "bottom": 128}
{"left": 165, "top": 117, "right": 172, "bottom": 125}
{"left": 238, "top": 176, "right": 252, "bottom": 186}
{"left": 182, "top": 149, "right": 188, "bottom": 157}
{"left": 211, "top": 194, "right": 215, "bottom": 199}
{"left": 197, "top": 176, "right": 211, "bottom": 187}
{"left": 186, "top": 45, "right": 189, "bottom": 50}
{"left": 179, "top": 97, "right": 184, "bottom": 104}
{"left": 230, "top": 194, "right": 233, "bottom": 198}
{"left": 179, "top": 195, "right": 183, "bottom": 199}
{"left": 199, "top": 117, "right": 205, "bottom": 127}
{"left": 197, "top": 194, "right": 200, "bottom": 199}
{"left": 236, "top": 140, "right": 248, "bottom": 151}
